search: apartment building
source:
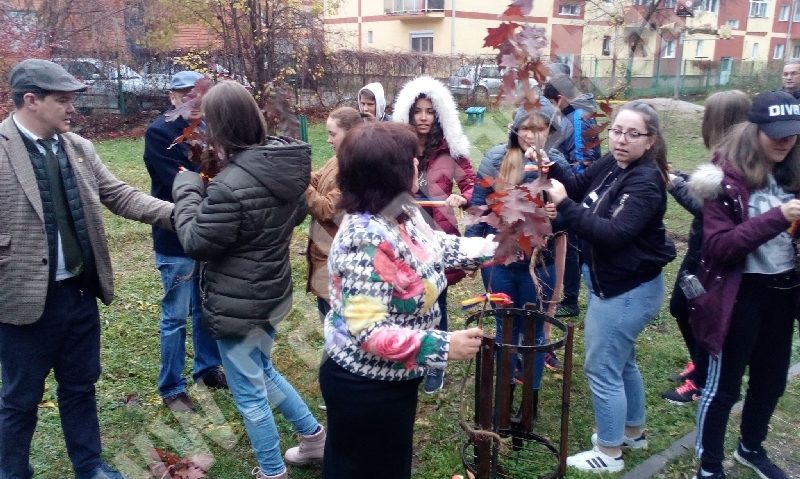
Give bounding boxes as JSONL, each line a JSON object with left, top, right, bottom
{"left": 324, "top": 0, "right": 799, "bottom": 87}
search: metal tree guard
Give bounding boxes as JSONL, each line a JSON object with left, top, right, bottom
{"left": 460, "top": 306, "right": 575, "bottom": 479}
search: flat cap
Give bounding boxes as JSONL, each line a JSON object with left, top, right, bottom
{"left": 8, "top": 59, "right": 87, "bottom": 93}
{"left": 170, "top": 71, "right": 203, "bottom": 90}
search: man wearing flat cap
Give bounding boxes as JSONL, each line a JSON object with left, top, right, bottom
{"left": 143, "top": 71, "right": 227, "bottom": 414}
{"left": 0, "top": 59, "right": 172, "bottom": 479}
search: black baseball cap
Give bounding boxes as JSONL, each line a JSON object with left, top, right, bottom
{"left": 8, "top": 59, "right": 87, "bottom": 94}
{"left": 747, "top": 90, "right": 800, "bottom": 139}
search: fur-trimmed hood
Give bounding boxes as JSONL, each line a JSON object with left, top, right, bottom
{"left": 688, "top": 163, "right": 724, "bottom": 203}
{"left": 392, "top": 75, "right": 471, "bottom": 159}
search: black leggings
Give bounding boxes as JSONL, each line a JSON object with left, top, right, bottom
{"left": 320, "top": 358, "right": 423, "bottom": 479}
{"left": 695, "top": 273, "right": 798, "bottom": 472}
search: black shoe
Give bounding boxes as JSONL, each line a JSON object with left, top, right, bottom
{"left": 555, "top": 304, "right": 579, "bottom": 318}
{"left": 544, "top": 352, "right": 563, "bottom": 371}
{"left": 198, "top": 368, "right": 228, "bottom": 390}
{"left": 162, "top": 391, "right": 196, "bottom": 412}
{"left": 733, "top": 441, "right": 787, "bottom": 479}
{"left": 76, "top": 462, "right": 127, "bottom": 479}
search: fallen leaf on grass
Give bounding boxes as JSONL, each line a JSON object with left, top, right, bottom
{"left": 148, "top": 448, "right": 214, "bottom": 479}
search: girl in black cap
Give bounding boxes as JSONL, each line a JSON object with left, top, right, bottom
{"left": 688, "top": 90, "right": 800, "bottom": 479}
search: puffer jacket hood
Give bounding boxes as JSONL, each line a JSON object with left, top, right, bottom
{"left": 570, "top": 93, "right": 598, "bottom": 113}
{"left": 392, "top": 75, "right": 471, "bottom": 159}
{"left": 231, "top": 137, "right": 311, "bottom": 201}
{"left": 357, "top": 82, "right": 388, "bottom": 120}
{"left": 510, "top": 97, "right": 561, "bottom": 150}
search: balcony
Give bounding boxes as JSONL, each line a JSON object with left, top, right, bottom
{"left": 384, "top": 0, "right": 446, "bottom": 19}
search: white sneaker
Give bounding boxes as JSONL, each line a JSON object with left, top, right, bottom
{"left": 567, "top": 447, "right": 624, "bottom": 473}
{"left": 591, "top": 432, "right": 648, "bottom": 450}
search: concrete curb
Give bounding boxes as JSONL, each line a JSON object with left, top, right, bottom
{"left": 620, "top": 361, "right": 800, "bottom": 479}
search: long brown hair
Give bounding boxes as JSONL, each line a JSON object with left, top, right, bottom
{"left": 702, "top": 90, "right": 751, "bottom": 149}
{"left": 715, "top": 122, "right": 800, "bottom": 192}
{"left": 202, "top": 81, "right": 267, "bottom": 163}
{"left": 615, "top": 100, "right": 669, "bottom": 184}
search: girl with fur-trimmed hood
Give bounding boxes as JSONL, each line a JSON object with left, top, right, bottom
{"left": 393, "top": 75, "right": 476, "bottom": 393}
{"left": 687, "top": 91, "right": 800, "bottom": 479}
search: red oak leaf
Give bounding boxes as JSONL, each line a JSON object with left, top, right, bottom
{"left": 501, "top": 5, "right": 526, "bottom": 18}
{"left": 484, "top": 22, "right": 519, "bottom": 48}
{"left": 511, "top": 0, "right": 534, "bottom": 15}
{"left": 599, "top": 100, "right": 614, "bottom": 118}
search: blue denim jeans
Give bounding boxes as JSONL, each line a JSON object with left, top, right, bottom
{"left": 582, "top": 265, "right": 664, "bottom": 448}
{"left": 155, "top": 253, "right": 221, "bottom": 398}
{"left": 217, "top": 328, "right": 320, "bottom": 476}
{"left": 481, "top": 262, "right": 555, "bottom": 390}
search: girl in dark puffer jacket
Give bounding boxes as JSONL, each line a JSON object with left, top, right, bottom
{"left": 172, "top": 81, "right": 323, "bottom": 479}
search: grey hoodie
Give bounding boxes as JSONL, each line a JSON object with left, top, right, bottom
{"left": 358, "top": 82, "right": 389, "bottom": 121}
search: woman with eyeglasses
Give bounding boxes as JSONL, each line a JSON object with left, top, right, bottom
{"left": 545, "top": 100, "right": 676, "bottom": 474}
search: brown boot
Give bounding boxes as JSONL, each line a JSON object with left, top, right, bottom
{"left": 284, "top": 425, "right": 325, "bottom": 466}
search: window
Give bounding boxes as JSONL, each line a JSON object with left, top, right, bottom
{"left": 752, "top": 42, "right": 760, "bottom": 58}
{"left": 662, "top": 39, "right": 676, "bottom": 58}
{"left": 726, "top": 19, "right": 740, "bottom": 28}
{"left": 602, "top": 36, "right": 612, "bottom": 56}
{"left": 775, "top": 43, "right": 786, "bottom": 59}
{"left": 795, "top": 6, "right": 800, "bottom": 20}
{"left": 792, "top": 43, "right": 800, "bottom": 58}
{"left": 780, "top": 5, "right": 790, "bottom": 20}
{"left": 633, "top": 0, "right": 649, "bottom": 5}
{"left": 559, "top": 4, "right": 580, "bottom": 15}
{"left": 410, "top": 31, "right": 433, "bottom": 52}
{"left": 663, "top": 0, "right": 676, "bottom": 7}
{"left": 368, "top": 30, "right": 373, "bottom": 43}
{"left": 695, "top": 39, "right": 705, "bottom": 57}
{"left": 749, "top": 0, "right": 768, "bottom": 17}
{"left": 697, "top": 0, "right": 719, "bottom": 12}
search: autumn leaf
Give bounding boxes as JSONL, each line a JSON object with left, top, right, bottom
{"left": 598, "top": 100, "right": 614, "bottom": 118}
{"left": 510, "top": 0, "right": 534, "bottom": 15}
{"left": 148, "top": 449, "right": 214, "bottom": 479}
{"left": 484, "top": 22, "right": 518, "bottom": 48}
{"left": 517, "top": 25, "right": 548, "bottom": 60}
{"left": 501, "top": 5, "right": 526, "bottom": 19}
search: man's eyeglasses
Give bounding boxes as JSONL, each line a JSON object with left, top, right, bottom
{"left": 608, "top": 129, "right": 651, "bottom": 141}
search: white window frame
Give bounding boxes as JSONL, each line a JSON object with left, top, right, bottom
{"left": 780, "top": 5, "right": 790, "bottom": 20}
{"left": 793, "top": 43, "right": 800, "bottom": 58}
{"left": 410, "top": 31, "right": 433, "bottom": 53}
{"left": 751, "top": 42, "right": 760, "bottom": 58}
{"left": 602, "top": 36, "right": 612, "bottom": 56}
{"left": 367, "top": 30, "right": 374, "bottom": 43}
{"left": 726, "top": 19, "right": 740, "bottom": 28}
{"left": 774, "top": 43, "right": 786, "bottom": 59}
{"left": 749, "top": 0, "right": 768, "bottom": 18}
{"left": 559, "top": 3, "right": 580, "bottom": 15}
{"left": 662, "top": 39, "right": 676, "bottom": 58}
{"left": 695, "top": 39, "right": 705, "bottom": 57}
{"left": 697, "top": 0, "right": 719, "bottom": 12}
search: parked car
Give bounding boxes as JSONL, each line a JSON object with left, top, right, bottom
{"left": 51, "top": 57, "right": 169, "bottom": 113}
{"left": 448, "top": 64, "right": 539, "bottom": 102}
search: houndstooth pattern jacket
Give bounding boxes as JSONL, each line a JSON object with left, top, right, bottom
{"left": 0, "top": 115, "right": 173, "bottom": 325}
{"left": 324, "top": 209, "right": 495, "bottom": 381}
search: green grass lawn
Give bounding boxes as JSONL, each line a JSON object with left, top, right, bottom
{"left": 20, "top": 107, "right": 799, "bottom": 478}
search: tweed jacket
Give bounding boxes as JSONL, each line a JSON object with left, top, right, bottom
{"left": 0, "top": 115, "right": 173, "bottom": 325}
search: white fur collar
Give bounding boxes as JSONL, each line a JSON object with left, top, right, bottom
{"left": 688, "top": 163, "right": 724, "bottom": 202}
{"left": 392, "top": 75, "right": 471, "bottom": 159}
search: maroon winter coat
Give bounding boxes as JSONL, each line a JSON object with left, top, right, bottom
{"left": 688, "top": 155, "right": 796, "bottom": 357}
{"left": 418, "top": 139, "right": 476, "bottom": 285}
